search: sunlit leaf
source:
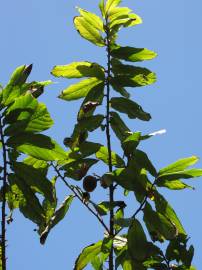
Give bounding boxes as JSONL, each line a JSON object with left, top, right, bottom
{"left": 158, "top": 156, "right": 199, "bottom": 175}
{"left": 156, "top": 179, "right": 193, "bottom": 190}
{"left": 59, "top": 78, "right": 103, "bottom": 101}
{"left": 51, "top": 62, "right": 104, "bottom": 80}
{"left": 7, "top": 133, "right": 67, "bottom": 161}
{"left": 77, "top": 8, "right": 104, "bottom": 32}
{"left": 74, "top": 241, "right": 102, "bottom": 270}
{"left": 96, "top": 146, "right": 125, "bottom": 167}
{"left": 74, "top": 16, "right": 105, "bottom": 47}
{"left": 111, "top": 46, "right": 157, "bottom": 62}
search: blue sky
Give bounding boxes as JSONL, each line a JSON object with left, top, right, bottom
{"left": 0, "top": 0, "right": 202, "bottom": 269}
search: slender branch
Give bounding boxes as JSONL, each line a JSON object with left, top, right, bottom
{"left": 105, "top": 18, "right": 114, "bottom": 270}
{"left": 51, "top": 163, "right": 110, "bottom": 234}
{"left": 0, "top": 115, "right": 7, "bottom": 270}
{"left": 161, "top": 252, "right": 171, "bottom": 270}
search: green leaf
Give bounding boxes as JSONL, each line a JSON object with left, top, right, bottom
{"left": 111, "top": 46, "right": 157, "bottom": 62}
{"left": 157, "top": 169, "right": 202, "bottom": 181}
{"left": 122, "top": 132, "right": 141, "bottom": 156}
{"left": 74, "top": 16, "right": 105, "bottom": 47}
{"left": 75, "top": 114, "right": 104, "bottom": 133}
{"left": 40, "top": 195, "right": 74, "bottom": 244}
{"left": 108, "top": 7, "right": 131, "bottom": 21}
{"left": 77, "top": 82, "right": 104, "bottom": 121}
{"left": 127, "top": 219, "right": 148, "bottom": 261}
{"left": 112, "top": 164, "right": 150, "bottom": 196}
{"left": 77, "top": 8, "right": 104, "bottom": 32}
{"left": 51, "top": 62, "right": 104, "bottom": 80}
{"left": 154, "top": 191, "right": 186, "bottom": 235}
{"left": 156, "top": 179, "right": 193, "bottom": 190}
{"left": 144, "top": 202, "right": 177, "bottom": 241}
{"left": 99, "top": 0, "right": 105, "bottom": 18}
{"left": 96, "top": 146, "right": 125, "bottom": 167}
{"left": 133, "top": 149, "right": 157, "bottom": 177}
{"left": 13, "top": 162, "right": 54, "bottom": 203}
{"left": 110, "top": 112, "right": 131, "bottom": 142}
{"left": 79, "top": 141, "right": 102, "bottom": 157}
{"left": 110, "top": 13, "right": 142, "bottom": 29}
{"left": 105, "top": 0, "right": 122, "bottom": 15}
{"left": 110, "top": 97, "right": 151, "bottom": 121}
{"left": 59, "top": 78, "right": 103, "bottom": 101}
{"left": 4, "top": 95, "right": 53, "bottom": 136}
{"left": 74, "top": 241, "right": 102, "bottom": 270}
{"left": 62, "top": 158, "right": 98, "bottom": 180}
{"left": 23, "top": 156, "right": 48, "bottom": 176}
{"left": 2, "top": 65, "right": 33, "bottom": 106}
{"left": 110, "top": 79, "right": 130, "bottom": 98}
{"left": 94, "top": 201, "right": 126, "bottom": 216}
{"left": 7, "top": 133, "right": 67, "bottom": 161}
{"left": 8, "top": 174, "right": 45, "bottom": 225}
{"left": 111, "top": 61, "right": 156, "bottom": 87}
{"left": 158, "top": 156, "right": 199, "bottom": 175}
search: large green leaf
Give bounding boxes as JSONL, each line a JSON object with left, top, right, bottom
{"left": 111, "top": 61, "right": 156, "bottom": 87}
{"left": 110, "top": 111, "right": 131, "bottom": 142}
{"left": 7, "top": 133, "right": 67, "bottom": 161}
{"left": 74, "top": 16, "right": 105, "bottom": 47}
{"left": 158, "top": 156, "right": 199, "bottom": 175}
{"left": 156, "top": 179, "right": 193, "bottom": 190}
{"left": 110, "top": 97, "right": 151, "bottom": 121}
{"left": 51, "top": 62, "right": 104, "bottom": 80}
{"left": 8, "top": 174, "right": 45, "bottom": 225}
{"left": 96, "top": 146, "right": 125, "bottom": 167}
{"left": 40, "top": 195, "right": 74, "bottom": 244}
{"left": 13, "top": 162, "right": 54, "bottom": 203}
{"left": 154, "top": 191, "right": 186, "bottom": 235}
{"left": 111, "top": 46, "right": 157, "bottom": 62}
{"left": 144, "top": 203, "right": 177, "bottom": 241}
{"left": 74, "top": 241, "right": 102, "bottom": 270}
{"left": 23, "top": 156, "right": 48, "bottom": 176}
{"left": 4, "top": 95, "right": 53, "bottom": 136}
{"left": 127, "top": 219, "right": 148, "bottom": 261}
{"left": 59, "top": 78, "right": 103, "bottom": 101}
{"left": 77, "top": 8, "right": 104, "bottom": 32}
{"left": 157, "top": 169, "right": 202, "bottom": 182}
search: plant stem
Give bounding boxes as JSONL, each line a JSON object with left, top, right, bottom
{"left": 0, "top": 115, "right": 7, "bottom": 270}
{"left": 52, "top": 163, "right": 110, "bottom": 234}
{"left": 105, "top": 20, "right": 114, "bottom": 270}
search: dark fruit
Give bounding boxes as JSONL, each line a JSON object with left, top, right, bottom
{"left": 83, "top": 175, "right": 97, "bottom": 192}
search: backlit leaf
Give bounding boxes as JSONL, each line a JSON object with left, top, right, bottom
{"left": 59, "top": 78, "right": 103, "bottom": 101}
{"left": 51, "top": 62, "right": 104, "bottom": 79}
{"left": 111, "top": 46, "right": 157, "bottom": 62}
{"left": 74, "top": 16, "right": 105, "bottom": 47}
{"left": 96, "top": 146, "right": 125, "bottom": 167}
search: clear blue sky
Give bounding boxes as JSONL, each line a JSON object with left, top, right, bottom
{"left": 0, "top": 0, "right": 201, "bottom": 269}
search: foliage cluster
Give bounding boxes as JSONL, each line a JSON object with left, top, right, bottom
{"left": 0, "top": 0, "right": 200, "bottom": 270}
